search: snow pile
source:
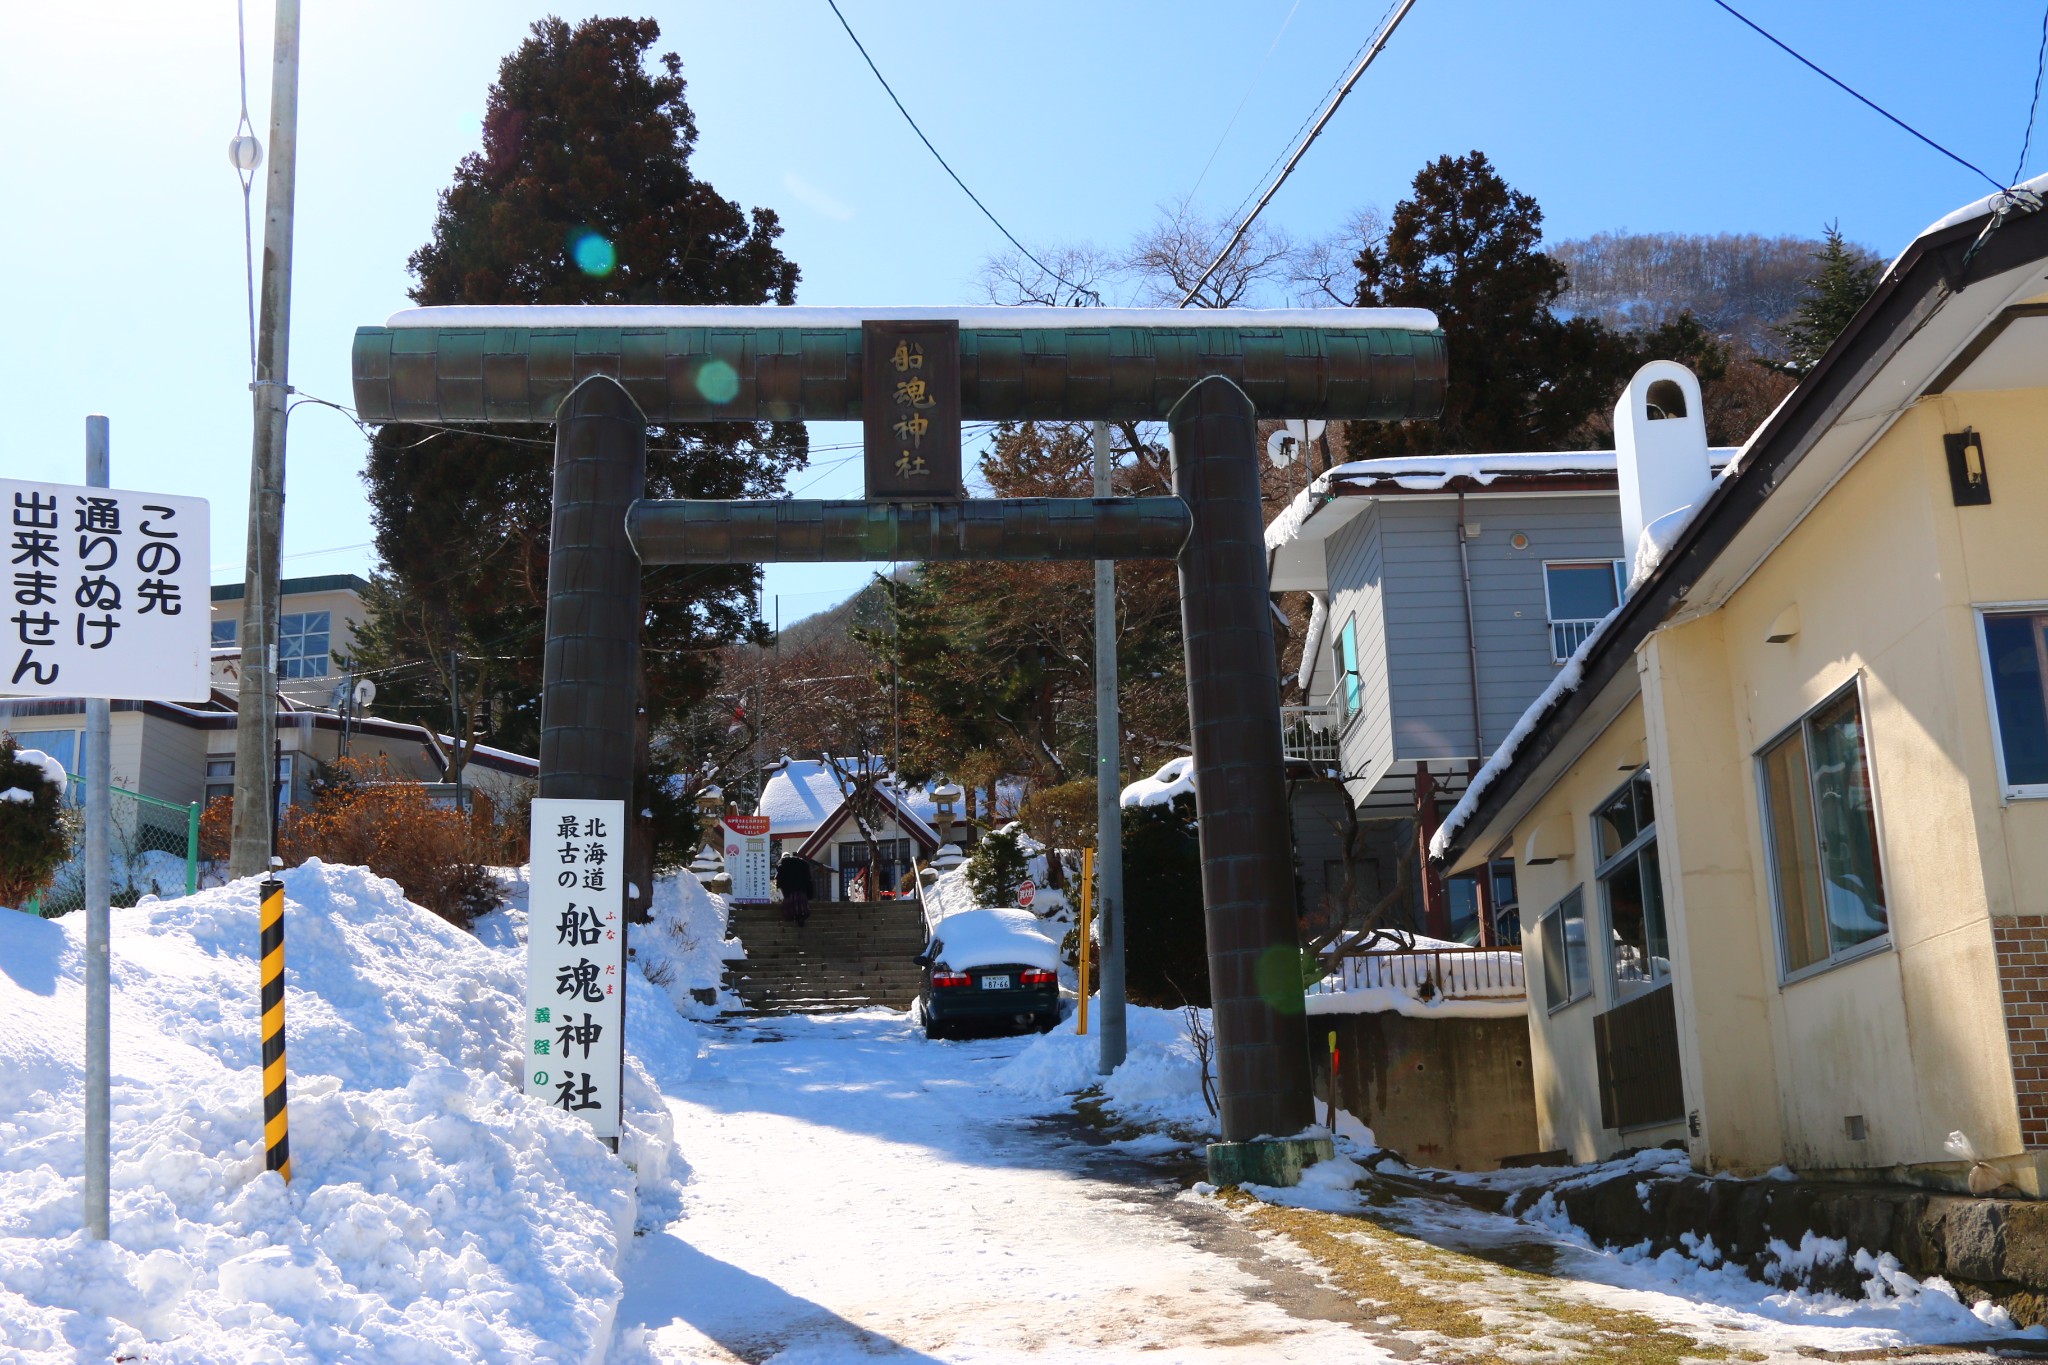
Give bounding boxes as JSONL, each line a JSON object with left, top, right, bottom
{"left": 928, "top": 908, "right": 1061, "bottom": 973}
{"left": 1120, "top": 755, "right": 1193, "bottom": 809}
{"left": 0, "top": 861, "right": 684, "bottom": 1363}
{"left": 1630, "top": 504, "right": 1696, "bottom": 590}
{"left": 994, "top": 1003, "right": 1218, "bottom": 1133}
{"left": 633, "top": 872, "right": 741, "bottom": 1017}
{"left": 1296, "top": 592, "right": 1328, "bottom": 690}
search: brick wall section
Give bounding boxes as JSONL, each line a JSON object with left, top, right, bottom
{"left": 1994, "top": 917, "right": 2048, "bottom": 1148}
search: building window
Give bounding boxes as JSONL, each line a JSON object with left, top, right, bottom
{"left": 840, "top": 837, "right": 912, "bottom": 897}
{"left": 1538, "top": 886, "right": 1590, "bottom": 1013}
{"left": 278, "top": 611, "right": 330, "bottom": 679}
{"left": 1333, "top": 616, "right": 1362, "bottom": 719}
{"left": 1982, "top": 610, "right": 2048, "bottom": 794}
{"left": 206, "top": 758, "right": 234, "bottom": 806}
{"left": 1758, "top": 683, "right": 1889, "bottom": 979}
{"left": 1543, "top": 560, "right": 1627, "bottom": 663}
{"left": 211, "top": 619, "right": 236, "bottom": 648}
{"left": 1489, "top": 857, "right": 1522, "bottom": 945}
{"left": 1594, "top": 768, "right": 1667, "bottom": 999}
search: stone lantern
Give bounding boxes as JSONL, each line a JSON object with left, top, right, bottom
{"left": 931, "top": 780, "right": 963, "bottom": 848}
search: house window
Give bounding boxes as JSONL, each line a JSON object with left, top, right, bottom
{"left": 1594, "top": 768, "right": 1667, "bottom": 999}
{"left": 1538, "top": 886, "right": 1591, "bottom": 1013}
{"left": 1332, "top": 616, "right": 1362, "bottom": 719}
{"left": 1543, "top": 560, "right": 1627, "bottom": 663}
{"left": 840, "top": 837, "right": 912, "bottom": 896}
{"left": 1982, "top": 611, "right": 2048, "bottom": 793}
{"left": 1489, "top": 857, "right": 1522, "bottom": 945}
{"left": 211, "top": 619, "right": 236, "bottom": 648}
{"left": 206, "top": 758, "right": 234, "bottom": 806}
{"left": 278, "top": 611, "right": 330, "bottom": 679}
{"left": 1758, "top": 683, "right": 1888, "bottom": 979}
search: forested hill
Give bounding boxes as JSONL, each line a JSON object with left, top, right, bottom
{"left": 1554, "top": 230, "right": 1881, "bottom": 361}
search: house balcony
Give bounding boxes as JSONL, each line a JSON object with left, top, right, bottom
{"left": 1281, "top": 687, "right": 1349, "bottom": 766}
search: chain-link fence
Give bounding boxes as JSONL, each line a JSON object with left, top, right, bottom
{"left": 30, "top": 777, "right": 200, "bottom": 917}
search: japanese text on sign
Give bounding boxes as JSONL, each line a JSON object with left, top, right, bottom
{"left": 525, "top": 798, "right": 626, "bottom": 1138}
{"left": 862, "top": 320, "right": 963, "bottom": 500}
{"left": 722, "top": 814, "right": 772, "bottom": 904}
{"left": 2, "top": 479, "right": 210, "bottom": 702}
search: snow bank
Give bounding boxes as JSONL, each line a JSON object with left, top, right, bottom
{"left": 928, "top": 908, "right": 1061, "bottom": 973}
{"left": 1120, "top": 755, "right": 1193, "bottom": 809}
{"left": 994, "top": 1004, "right": 1218, "bottom": 1134}
{"left": 0, "top": 861, "right": 685, "bottom": 1363}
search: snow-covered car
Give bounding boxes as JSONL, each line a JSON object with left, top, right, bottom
{"left": 915, "top": 907, "right": 1062, "bottom": 1040}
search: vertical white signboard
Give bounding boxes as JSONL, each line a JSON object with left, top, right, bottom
{"left": 722, "top": 814, "right": 773, "bottom": 904}
{"left": 1, "top": 480, "right": 210, "bottom": 701}
{"left": 526, "top": 798, "right": 627, "bottom": 1139}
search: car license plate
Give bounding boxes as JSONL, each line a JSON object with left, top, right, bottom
{"left": 980, "top": 974, "right": 1010, "bottom": 990}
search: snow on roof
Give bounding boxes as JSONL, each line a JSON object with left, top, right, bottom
{"left": 755, "top": 759, "right": 846, "bottom": 833}
{"left": 1429, "top": 606, "right": 1621, "bottom": 863}
{"left": 1265, "top": 449, "right": 1739, "bottom": 555}
{"left": 384, "top": 305, "right": 1441, "bottom": 332}
{"left": 1910, "top": 172, "right": 2048, "bottom": 250}
{"left": 1120, "top": 756, "right": 1193, "bottom": 809}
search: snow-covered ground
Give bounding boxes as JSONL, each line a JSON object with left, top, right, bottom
{"left": 0, "top": 862, "right": 698, "bottom": 1363}
{"left": 4, "top": 862, "right": 2038, "bottom": 1361}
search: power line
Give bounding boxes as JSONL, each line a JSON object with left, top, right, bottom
{"left": 2018, "top": 1, "right": 2048, "bottom": 185}
{"left": 1707, "top": 0, "right": 2004, "bottom": 194}
{"left": 823, "top": 0, "right": 1100, "bottom": 305}
{"left": 1181, "top": 0, "right": 1418, "bottom": 306}
{"left": 1186, "top": 0, "right": 1304, "bottom": 205}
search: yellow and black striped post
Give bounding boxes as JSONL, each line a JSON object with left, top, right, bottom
{"left": 258, "top": 876, "right": 290, "bottom": 1181}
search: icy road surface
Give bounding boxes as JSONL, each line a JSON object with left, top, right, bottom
{"left": 615, "top": 1010, "right": 1387, "bottom": 1363}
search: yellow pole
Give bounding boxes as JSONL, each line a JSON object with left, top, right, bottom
{"left": 1077, "top": 847, "right": 1093, "bottom": 1034}
{"left": 259, "top": 876, "right": 291, "bottom": 1181}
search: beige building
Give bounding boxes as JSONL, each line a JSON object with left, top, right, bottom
{"left": 3, "top": 573, "right": 534, "bottom": 819}
{"left": 1438, "top": 183, "right": 2048, "bottom": 1197}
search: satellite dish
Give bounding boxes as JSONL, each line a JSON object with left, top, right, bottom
{"left": 353, "top": 678, "right": 377, "bottom": 709}
{"left": 1266, "top": 431, "right": 1297, "bottom": 468}
{"left": 1284, "top": 419, "right": 1327, "bottom": 443}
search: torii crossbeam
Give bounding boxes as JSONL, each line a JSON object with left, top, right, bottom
{"left": 352, "top": 304, "right": 1445, "bottom": 1184}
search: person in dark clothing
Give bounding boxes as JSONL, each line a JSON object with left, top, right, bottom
{"left": 776, "top": 854, "right": 813, "bottom": 925}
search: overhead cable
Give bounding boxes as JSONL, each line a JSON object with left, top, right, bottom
{"left": 1180, "top": 0, "right": 1419, "bottom": 307}
{"left": 2017, "top": 1, "right": 2048, "bottom": 185}
{"left": 823, "top": 0, "right": 1100, "bottom": 305}
{"left": 1707, "top": 0, "right": 2004, "bottom": 193}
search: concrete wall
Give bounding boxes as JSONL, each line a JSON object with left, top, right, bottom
{"left": 1311, "top": 1008, "right": 1541, "bottom": 1171}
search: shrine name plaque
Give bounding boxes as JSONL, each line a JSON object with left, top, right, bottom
{"left": 862, "top": 319, "right": 964, "bottom": 501}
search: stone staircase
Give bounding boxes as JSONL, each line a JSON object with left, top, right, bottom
{"left": 723, "top": 901, "right": 930, "bottom": 1014}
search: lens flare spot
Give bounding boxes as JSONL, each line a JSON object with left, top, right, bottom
{"left": 697, "top": 358, "right": 740, "bottom": 405}
{"left": 1256, "top": 943, "right": 1309, "bottom": 1015}
{"left": 568, "top": 228, "right": 616, "bottom": 277}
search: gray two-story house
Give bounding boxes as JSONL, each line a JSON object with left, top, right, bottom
{"left": 1268, "top": 430, "right": 1733, "bottom": 945}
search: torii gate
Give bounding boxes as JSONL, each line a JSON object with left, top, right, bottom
{"left": 351, "top": 304, "right": 1443, "bottom": 1184}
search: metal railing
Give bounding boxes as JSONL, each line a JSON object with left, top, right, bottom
{"left": 1280, "top": 683, "right": 1352, "bottom": 765}
{"left": 1314, "top": 941, "right": 1526, "bottom": 1002}
{"left": 30, "top": 773, "right": 200, "bottom": 916}
{"left": 1551, "top": 618, "right": 1604, "bottom": 663}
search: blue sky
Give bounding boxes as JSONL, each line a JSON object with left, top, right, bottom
{"left": 1, "top": 1, "right": 2039, "bottom": 627}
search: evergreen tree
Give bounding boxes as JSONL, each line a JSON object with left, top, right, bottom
{"left": 358, "top": 17, "right": 805, "bottom": 777}
{"left": 1773, "top": 223, "right": 1882, "bottom": 374}
{"left": 1349, "top": 151, "right": 1631, "bottom": 456}
{"left": 0, "top": 738, "right": 69, "bottom": 912}
{"left": 963, "top": 826, "right": 1030, "bottom": 907}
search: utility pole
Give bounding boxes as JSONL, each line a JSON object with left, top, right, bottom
{"left": 229, "top": 0, "right": 301, "bottom": 878}
{"left": 83, "top": 416, "right": 111, "bottom": 1241}
{"left": 1093, "top": 420, "right": 1127, "bottom": 1073}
